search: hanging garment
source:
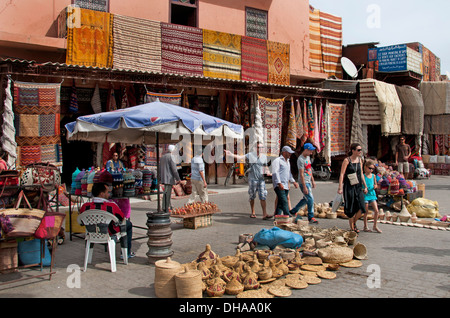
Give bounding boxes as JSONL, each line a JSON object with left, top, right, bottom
{"left": 258, "top": 95, "right": 284, "bottom": 157}
{"left": 91, "top": 84, "right": 102, "bottom": 114}
{"left": 295, "top": 99, "right": 304, "bottom": 140}
{"left": 286, "top": 97, "right": 297, "bottom": 149}
{"left": 319, "top": 101, "right": 326, "bottom": 151}
{"left": 313, "top": 100, "right": 321, "bottom": 152}
{"left": 307, "top": 99, "right": 315, "bottom": 140}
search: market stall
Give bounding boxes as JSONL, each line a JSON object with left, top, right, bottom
{"left": 65, "top": 100, "right": 244, "bottom": 263}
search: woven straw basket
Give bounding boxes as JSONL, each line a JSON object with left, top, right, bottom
{"left": 175, "top": 267, "right": 203, "bottom": 298}
{"left": 154, "top": 257, "right": 182, "bottom": 298}
{"left": 317, "top": 246, "right": 354, "bottom": 264}
{"left": 353, "top": 243, "right": 368, "bottom": 260}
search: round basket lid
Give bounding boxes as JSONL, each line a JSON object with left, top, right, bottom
{"left": 155, "top": 257, "right": 181, "bottom": 269}
{"left": 176, "top": 267, "right": 201, "bottom": 278}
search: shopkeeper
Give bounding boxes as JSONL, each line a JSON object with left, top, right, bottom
{"left": 395, "top": 136, "right": 411, "bottom": 178}
{"left": 106, "top": 152, "right": 125, "bottom": 171}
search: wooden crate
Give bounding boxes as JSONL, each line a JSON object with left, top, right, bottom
{"left": 183, "top": 214, "right": 213, "bottom": 229}
{"left": 0, "top": 243, "right": 18, "bottom": 274}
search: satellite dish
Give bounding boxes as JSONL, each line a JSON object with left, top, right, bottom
{"left": 341, "top": 57, "right": 359, "bottom": 79}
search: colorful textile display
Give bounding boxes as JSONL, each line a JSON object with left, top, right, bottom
{"left": 245, "top": 7, "right": 268, "bottom": 40}
{"left": 145, "top": 91, "right": 182, "bottom": 106}
{"left": 373, "top": 80, "right": 402, "bottom": 136}
{"left": 295, "top": 99, "right": 304, "bottom": 139}
{"left": 267, "top": 41, "right": 290, "bottom": 85}
{"left": 302, "top": 99, "right": 308, "bottom": 137}
{"left": 350, "top": 101, "right": 364, "bottom": 150}
{"left": 395, "top": 86, "right": 424, "bottom": 135}
{"left": 203, "top": 29, "right": 241, "bottom": 80}
{"left": 66, "top": 6, "right": 113, "bottom": 68}
{"left": 161, "top": 22, "right": 203, "bottom": 77}
{"left": 113, "top": 14, "right": 161, "bottom": 72}
{"left": 313, "top": 100, "right": 320, "bottom": 151}
{"left": 241, "top": 36, "right": 268, "bottom": 83}
{"left": 286, "top": 97, "right": 297, "bottom": 149}
{"left": 319, "top": 11, "right": 343, "bottom": 78}
{"left": 309, "top": 6, "right": 324, "bottom": 73}
{"left": 73, "top": 0, "right": 109, "bottom": 12}
{"left": 258, "top": 95, "right": 284, "bottom": 157}
{"left": 319, "top": 102, "right": 326, "bottom": 151}
{"left": 307, "top": 99, "right": 315, "bottom": 139}
{"left": 329, "top": 103, "right": 347, "bottom": 156}
{"left": 13, "top": 81, "right": 63, "bottom": 167}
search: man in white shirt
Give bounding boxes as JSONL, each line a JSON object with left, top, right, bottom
{"left": 272, "top": 146, "right": 298, "bottom": 216}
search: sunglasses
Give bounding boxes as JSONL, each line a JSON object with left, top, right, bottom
{"left": 355, "top": 149, "right": 362, "bottom": 152}
{"left": 368, "top": 167, "right": 375, "bottom": 170}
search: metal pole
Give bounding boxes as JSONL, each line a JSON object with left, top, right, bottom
{"left": 156, "top": 132, "right": 160, "bottom": 213}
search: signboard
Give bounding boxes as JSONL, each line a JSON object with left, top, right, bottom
{"left": 368, "top": 44, "right": 423, "bottom": 74}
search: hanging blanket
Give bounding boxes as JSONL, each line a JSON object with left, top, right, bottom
{"left": 241, "top": 36, "right": 268, "bottom": 82}
{"left": 161, "top": 22, "right": 203, "bottom": 77}
{"left": 203, "top": 29, "right": 241, "bottom": 80}
{"left": 13, "top": 81, "right": 63, "bottom": 167}
{"left": 267, "top": 41, "right": 290, "bottom": 85}
{"left": 359, "top": 79, "right": 381, "bottom": 125}
{"left": 313, "top": 100, "right": 321, "bottom": 151}
{"left": 395, "top": 86, "right": 424, "bottom": 135}
{"left": 113, "top": 14, "right": 161, "bottom": 72}
{"left": 258, "top": 96, "right": 284, "bottom": 157}
{"left": 307, "top": 99, "right": 315, "bottom": 139}
{"left": 420, "top": 81, "right": 450, "bottom": 115}
{"left": 295, "top": 99, "right": 304, "bottom": 139}
{"left": 309, "top": 6, "right": 323, "bottom": 73}
{"left": 319, "top": 11, "right": 342, "bottom": 78}
{"left": 319, "top": 102, "right": 326, "bottom": 151}
{"left": 145, "top": 91, "right": 182, "bottom": 106}
{"left": 329, "top": 103, "right": 347, "bottom": 156}
{"left": 350, "top": 101, "right": 364, "bottom": 149}
{"left": 285, "top": 98, "right": 297, "bottom": 149}
{"left": 424, "top": 115, "right": 450, "bottom": 135}
{"left": 375, "top": 80, "right": 402, "bottom": 136}
{"left": 66, "top": 6, "right": 113, "bottom": 68}
{"left": 1, "top": 78, "right": 17, "bottom": 168}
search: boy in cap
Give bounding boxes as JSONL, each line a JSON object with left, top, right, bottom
{"left": 272, "top": 146, "right": 298, "bottom": 216}
{"left": 290, "top": 143, "right": 318, "bottom": 224}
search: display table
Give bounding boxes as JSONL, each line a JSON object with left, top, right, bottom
{"left": 170, "top": 211, "right": 216, "bottom": 229}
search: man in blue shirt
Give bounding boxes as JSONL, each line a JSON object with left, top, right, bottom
{"left": 225, "top": 142, "right": 272, "bottom": 220}
{"left": 272, "top": 146, "right": 298, "bottom": 216}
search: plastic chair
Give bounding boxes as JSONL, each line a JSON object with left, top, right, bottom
{"left": 77, "top": 210, "right": 128, "bottom": 272}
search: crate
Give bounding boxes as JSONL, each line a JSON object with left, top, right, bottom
{"left": 0, "top": 243, "right": 18, "bottom": 274}
{"left": 183, "top": 214, "right": 213, "bottom": 229}
{"left": 407, "top": 190, "right": 423, "bottom": 202}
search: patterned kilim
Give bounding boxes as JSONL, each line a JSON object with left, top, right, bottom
{"left": 359, "top": 79, "right": 381, "bottom": 125}
{"left": 161, "top": 22, "right": 203, "bottom": 77}
{"left": 375, "top": 80, "right": 402, "bottom": 136}
{"left": 145, "top": 91, "right": 182, "bottom": 106}
{"left": 295, "top": 99, "right": 304, "bottom": 139}
{"left": 396, "top": 86, "right": 424, "bottom": 135}
{"left": 267, "top": 41, "right": 290, "bottom": 85}
{"left": 241, "top": 36, "right": 268, "bottom": 83}
{"left": 13, "top": 81, "right": 63, "bottom": 167}
{"left": 203, "top": 29, "right": 242, "bottom": 80}
{"left": 66, "top": 6, "right": 113, "bottom": 68}
{"left": 285, "top": 98, "right": 297, "bottom": 149}
{"left": 74, "top": 0, "right": 109, "bottom": 12}
{"left": 258, "top": 96, "right": 284, "bottom": 157}
{"left": 329, "top": 103, "right": 347, "bottom": 156}
{"left": 307, "top": 99, "right": 315, "bottom": 139}
{"left": 113, "top": 14, "right": 161, "bottom": 72}
{"left": 309, "top": 6, "right": 323, "bottom": 73}
{"left": 319, "top": 11, "right": 343, "bottom": 78}
{"left": 245, "top": 7, "right": 268, "bottom": 40}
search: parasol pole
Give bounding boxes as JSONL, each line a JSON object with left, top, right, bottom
{"left": 156, "top": 131, "right": 161, "bottom": 213}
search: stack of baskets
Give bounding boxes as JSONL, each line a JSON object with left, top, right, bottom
{"left": 122, "top": 171, "right": 136, "bottom": 197}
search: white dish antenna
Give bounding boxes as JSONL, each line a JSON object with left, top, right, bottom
{"left": 341, "top": 57, "right": 359, "bottom": 79}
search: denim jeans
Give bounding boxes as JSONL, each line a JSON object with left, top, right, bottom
{"left": 290, "top": 183, "right": 314, "bottom": 220}
{"left": 274, "top": 187, "right": 290, "bottom": 216}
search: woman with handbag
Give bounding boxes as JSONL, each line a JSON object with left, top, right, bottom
{"left": 337, "top": 143, "right": 368, "bottom": 233}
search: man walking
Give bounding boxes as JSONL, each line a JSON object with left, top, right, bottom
{"left": 290, "top": 143, "right": 318, "bottom": 224}
{"left": 272, "top": 146, "right": 298, "bottom": 216}
{"left": 160, "top": 145, "right": 181, "bottom": 213}
{"left": 188, "top": 149, "right": 208, "bottom": 204}
{"left": 225, "top": 142, "right": 272, "bottom": 220}
{"left": 395, "top": 136, "right": 411, "bottom": 178}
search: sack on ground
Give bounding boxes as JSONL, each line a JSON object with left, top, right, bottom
{"left": 253, "top": 227, "right": 303, "bottom": 249}
{"left": 407, "top": 198, "right": 440, "bottom": 218}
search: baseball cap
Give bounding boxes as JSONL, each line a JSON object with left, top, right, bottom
{"left": 281, "top": 146, "right": 295, "bottom": 154}
{"left": 304, "top": 143, "right": 316, "bottom": 151}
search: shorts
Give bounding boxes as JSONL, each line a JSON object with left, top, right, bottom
{"left": 248, "top": 179, "right": 267, "bottom": 201}
{"left": 365, "top": 199, "right": 377, "bottom": 204}
{"left": 398, "top": 162, "right": 410, "bottom": 173}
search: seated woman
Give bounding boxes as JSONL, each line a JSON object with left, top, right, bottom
{"left": 80, "top": 182, "right": 135, "bottom": 258}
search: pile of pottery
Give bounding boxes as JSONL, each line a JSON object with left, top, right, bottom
{"left": 179, "top": 242, "right": 367, "bottom": 298}
{"left": 170, "top": 202, "right": 220, "bottom": 216}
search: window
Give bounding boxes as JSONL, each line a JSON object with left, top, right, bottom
{"left": 170, "top": 0, "right": 198, "bottom": 27}
{"left": 72, "top": 0, "right": 110, "bottom": 12}
{"left": 246, "top": 7, "right": 268, "bottom": 40}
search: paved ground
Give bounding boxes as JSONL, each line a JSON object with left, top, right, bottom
{"left": 0, "top": 175, "right": 449, "bottom": 302}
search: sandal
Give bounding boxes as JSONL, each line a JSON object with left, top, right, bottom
{"left": 262, "top": 215, "right": 273, "bottom": 220}
{"left": 363, "top": 228, "right": 372, "bottom": 232}
{"left": 352, "top": 224, "right": 360, "bottom": 233}
{"left": 250, "top": 214, "right": 256, "bottom": 218}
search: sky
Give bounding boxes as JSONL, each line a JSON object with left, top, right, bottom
{"left": 309, "top": 0, "right": 450, "bottom": 77}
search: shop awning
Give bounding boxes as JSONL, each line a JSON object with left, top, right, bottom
{"left": 395, "top": 85, "right": 424, "bottom": 135}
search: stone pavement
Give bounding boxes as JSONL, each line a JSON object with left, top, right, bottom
{"left": 0, "top": 176, "right": 449, "bottom": 300}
